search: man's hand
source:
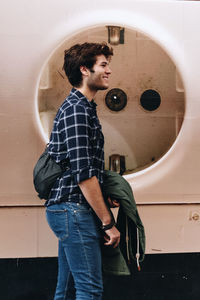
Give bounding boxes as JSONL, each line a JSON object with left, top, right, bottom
{"left": 79, "top": 176, "right": 121, "bottom": 248}
{"left": 103, "top": 226, "right": 120, "bottom": 248}
{"left": 107, "top": 197, "right": 120, "bottom": 208}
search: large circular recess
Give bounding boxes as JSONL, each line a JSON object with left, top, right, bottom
{"left": 37, "top": 26, "right": 185, "bottom": 173}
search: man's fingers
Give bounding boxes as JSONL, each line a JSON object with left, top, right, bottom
{"left": 112, "top": 238, "right": 120, "bottom": 248}
{"left": 104, "top": 235, "right": 110, "bottom": 242}
{"left": 104, "top": 236, "right": 120, "bottom": 247}
{"left": 103, "top": 226, "right": 120, "bottom": 247}
{"left": 104, "top": 240, "right": 119, "bottom": 247}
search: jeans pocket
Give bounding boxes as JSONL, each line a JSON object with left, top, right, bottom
{"left": 46, "top": 207, "right": 68, "bottom": 241}
{"left": 72, "top": 205, "right": 101, "bottom": 239}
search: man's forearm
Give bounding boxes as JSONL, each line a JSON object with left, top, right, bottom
{"left": 78, "top": 176, "right": 112, "bottom": 225}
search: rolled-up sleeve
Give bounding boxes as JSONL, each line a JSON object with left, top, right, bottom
{"left": 58, "top": 104, "right": 98, "bottom": 184}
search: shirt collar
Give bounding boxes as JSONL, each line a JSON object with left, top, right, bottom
{"left": 71, "top": 88, "right": 97, "bottom": 109}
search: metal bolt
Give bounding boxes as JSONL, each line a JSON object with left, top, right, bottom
{"left": 192, "top": 213, "right": 199, "bottom": 221}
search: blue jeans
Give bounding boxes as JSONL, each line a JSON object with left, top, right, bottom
{"left": 46, "top": 202, "right": 103, "bottom": 300}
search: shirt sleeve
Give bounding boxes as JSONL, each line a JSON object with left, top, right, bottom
{"left": 58, "top": 104, "right": 98, "bottom": 184}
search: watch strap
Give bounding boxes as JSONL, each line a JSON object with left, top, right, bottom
{"left": 102, "top": 219, "right": 115, "bottom": 231}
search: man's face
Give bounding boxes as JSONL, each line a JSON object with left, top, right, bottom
{"left": 87, "top": 55, "right": 112, "bottom": 91}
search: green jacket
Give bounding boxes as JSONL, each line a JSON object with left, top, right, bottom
{"left": 101, "top": 170, "right": 145, "bottom": 276}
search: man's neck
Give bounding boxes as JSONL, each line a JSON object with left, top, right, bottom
{"left": 76, "top": 86, "right": 97, "bottom": 101}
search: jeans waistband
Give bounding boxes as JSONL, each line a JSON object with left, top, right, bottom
{"left": 46, "top": 197, "right": 88, "bottom": 207}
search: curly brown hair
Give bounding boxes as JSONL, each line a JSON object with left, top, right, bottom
{"left": 63, "top": 42, "right": 113, "bottom": 87}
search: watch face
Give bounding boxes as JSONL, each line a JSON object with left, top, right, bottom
{"left": 105, "top": 88, "right": 127, "bottom": 111}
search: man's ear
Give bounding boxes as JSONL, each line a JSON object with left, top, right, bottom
{"left": 80, "top": 65, "right": 89, "bottom": 76}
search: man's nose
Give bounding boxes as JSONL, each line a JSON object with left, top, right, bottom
{"left": 106, "top": 66, "right": 111, "bottom": 74}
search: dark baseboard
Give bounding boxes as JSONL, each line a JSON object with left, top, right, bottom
{"left": 0, "top": 253, "right": 200, "bottom": 300}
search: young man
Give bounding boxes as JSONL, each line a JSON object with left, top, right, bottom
{"left": 45, "top": 43, "right": 120, "bottom": 300}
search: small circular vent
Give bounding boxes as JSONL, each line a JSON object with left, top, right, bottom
{"left": 105, "top": 88, "right": 127, "bottom": 111}
{"left": 140, "top": 89, "right": 161, "bottom": 111}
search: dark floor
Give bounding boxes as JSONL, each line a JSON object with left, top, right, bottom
{"left": 0, "top": 253, "right": 200, "bottom": 300}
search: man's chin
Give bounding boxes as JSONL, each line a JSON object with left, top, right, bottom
{"left": 89, "top": 83, "right": 109, "bottom": 91}
{"left": 98, "top": 85, "right": 109, "bottom": 90}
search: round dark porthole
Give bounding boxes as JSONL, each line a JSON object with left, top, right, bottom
{"left": 140, "top": 89, "right": 161, "bottom": 111}
{"left": 105, "top": 88, "right": 127, "bottom": 112}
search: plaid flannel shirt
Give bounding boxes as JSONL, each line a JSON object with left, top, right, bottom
{"left": 45, "top": 88, "right": 105, "bottom": 206}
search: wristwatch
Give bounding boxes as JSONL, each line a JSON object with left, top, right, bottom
{"left": 102, "top": 219, "right": 115, "bottom": 231}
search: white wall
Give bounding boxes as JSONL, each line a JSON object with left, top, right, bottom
{"left": 0, "top": 0, "right": 200, "bottom": 257}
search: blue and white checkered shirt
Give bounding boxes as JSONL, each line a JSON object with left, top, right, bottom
{"left": 45, "top": 88, "right": 105, "bottom": 206}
